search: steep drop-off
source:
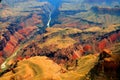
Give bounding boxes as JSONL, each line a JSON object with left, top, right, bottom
{"left": 0, "top": 0, "right": 120, "bottom": 80}
{"left": 0, "top": 1, "right": 53, "bottom": 65}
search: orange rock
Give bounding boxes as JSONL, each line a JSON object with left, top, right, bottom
{"left": 103, "top": 49, "right": 112, "bottom": 55}
{"left": 25, "top": 18, "right": 34, "bottom": 27}
{"left": 72, "top": 53, "right": 79, "bottom": 60}
{"left": 25, "top": 56, "right": 30, "bottom": 59}
{"left": 79, "top": 49, "right": 84, "bottom": 56}
{"left": 65, "top": 22, "right": 78, "bottom": 27}
{"left": 14, "top": 32, "right": 25, "bottom": 41}
{"left": 98, "top": 38, "right": 109, "bottom": 51}
{"left": 18, "top": 26, "right": 37, "bottom": 36}
{"left": 9, "top": 35, "right": 18, "bottom": 47}
{"left": 17, "top": 56, "right": 23, "bottom": 61}
{"left": 4, "top": 41, "right": 15, "bottom": 56}
{"left": 72, "top": 51, "right": 80, "bottom": 59}
{"left": 83, "top": 44, "right": 92, "bottom": 51}
{"left": 32, "top": 14, "right": 42, "bottom": 25}
{"left": 108, "top": 33, "right": 118, "bottom": 42}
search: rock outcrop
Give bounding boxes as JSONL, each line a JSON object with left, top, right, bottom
{"left": 0, "top": 55, "right": 98, "bottom": 80}
{"left": 88, "top": 48, "right": 120, "bottom": 80}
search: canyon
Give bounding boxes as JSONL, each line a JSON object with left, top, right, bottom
{"left": 0, "top": 1, "right": 51, "bottom": 66}
{"left": 0, "top": 0, "right": 120, "bottom": 80}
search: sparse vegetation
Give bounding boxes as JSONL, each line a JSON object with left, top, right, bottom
{"left": 0, "top": 0, "right": 120, "bottom": 80}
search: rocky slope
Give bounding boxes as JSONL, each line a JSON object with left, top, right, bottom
{"left": 11, "top": 26, "right": 120, "bottom": 66}
{"left": 0, "top": 1, "right": 53, "bottom": 65}
{"left": 59, "top": 0, "right": 120, "bottom": 29}
{"left": 0, "top": 0, "right": 120, "bottom": 80}
{"left": 0, "top": 55, "right": 98, "bottom": 80}
{"left": 0, "top": 48, "right": 119, "bottom": 80}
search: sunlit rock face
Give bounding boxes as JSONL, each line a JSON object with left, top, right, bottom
{"left": 0, "top": 0, "right": 53, "bottom": 65}
{"left": 0, "top": 23, "right": 38, "bottom": 64}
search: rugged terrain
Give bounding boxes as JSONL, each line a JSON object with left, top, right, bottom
{"left": 0, "top": 0, "right": 52, "bottom": 65}
{"left": 0, "top": 0, "right": 120, "bottom": 80}
{"left": 0, "top": 55, "right": 98, "bottom": 80}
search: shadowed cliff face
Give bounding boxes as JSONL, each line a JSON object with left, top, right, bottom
{"left": 83, "top": 0, "right": 120, "bottom": 6}
{"left": 39, "top": 0, "right": 62, "bottom": 8}
{"left": 91, "top": 6, "right": 120, "bottom": 16}
{"left": 37, "top": 0, "right": 62, "bottom": 27}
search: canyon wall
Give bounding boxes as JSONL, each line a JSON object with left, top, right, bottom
{"left": 0, "top": 2, "right": 52, "bottom": 65}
